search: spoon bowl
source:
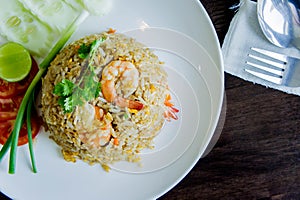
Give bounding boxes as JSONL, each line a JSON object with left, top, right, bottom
{"left": 257, "top": 0, "right": 300, "bottom": 49}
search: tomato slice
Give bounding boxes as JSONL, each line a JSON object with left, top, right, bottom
{"left": 17, "top": 113, "right": 41, "bottom": 146}
{"left": 0, "top": 111, "right": 17, "bottom": 121}
{"left": 0, "top": 56, "right": 41, "bottom": 146}
{"left": 0, "top": 120, "right": 13, "bottom": 145}
{"left": 0, "top": 94, "right": 24, "bottom": 121}
{"left": 15, "top": 58, "right": 39, "bottom": 94}
{"left": 0, "top": 113, "right": 41, "bottom": 146}
{"left": 0, "top": 94, "right": 23, "bottom": 112}
{"left": 0, "top": 80, "right": 17, "bottom": 98}
{"left": 0, "top": 98, "right": 15, "bottom": 112}
{"left": 0, "top": 120, "right": 14, "bottom": 144}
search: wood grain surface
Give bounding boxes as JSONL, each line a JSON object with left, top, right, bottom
{"left": 1, "top": 1, "right": 299, "bottom": 200}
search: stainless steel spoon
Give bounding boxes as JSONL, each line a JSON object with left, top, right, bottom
{"left": 257, "top": 0, "right": 300, "bottom": 49}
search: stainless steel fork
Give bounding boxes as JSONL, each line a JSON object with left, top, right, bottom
{"left": 245, "top": 47, "right": 300, "bottom": 87}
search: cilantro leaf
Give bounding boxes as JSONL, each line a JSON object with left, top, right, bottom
{"left": 78, "top": 37, "right": 106, "bottom": 59}
{"left": 78, "top": 43, "right": 91, "bottom": 59}
{"left": 53, "top": 79, "right": 74, "bottom": 96}
{"left": 63, "top": 96, "right": 74, "bottom": 113}
{"left": 57, "top": 96, "right": 66, "bottom": 108}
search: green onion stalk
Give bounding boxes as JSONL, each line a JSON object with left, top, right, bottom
{"left": 0, "top": 11, "right": 89, "bottom": 174}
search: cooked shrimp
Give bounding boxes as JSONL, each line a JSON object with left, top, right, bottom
{"left": 77, "top": 104, "right": 115, "bottom": 148}
{"left": 79, "top": 123, "right": 114, "bottom": 148}
{"left": 164, "top": 94, "right": 179, "bottom": 121}
{"left": 101, "top": 60, "right": 143, "bottom": 110}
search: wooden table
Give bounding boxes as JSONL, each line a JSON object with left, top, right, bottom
{"left": 1, "top": 1, "right": 299, "bottom": 199}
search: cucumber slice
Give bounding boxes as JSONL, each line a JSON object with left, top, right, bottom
{"left": 63, "top": 0, "right": 84, "bottom": 11}
{"left": 63, "top": 0, "right": 112, "bottom": 15}
{"left": 0, "top": 0, "right": 60, "bottom": 61}
{"left": 0, "top": 0, "right": 110, "bottom": 64}
{"left": 81, "top": 0, "right": 112, "bottom": 16}
{"left": 18, "top": 0, "right": 80, "bottom": 32}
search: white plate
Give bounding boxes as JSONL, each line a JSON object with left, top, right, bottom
{"left": 0, "top": 0, "right": 224, "bottom": 199}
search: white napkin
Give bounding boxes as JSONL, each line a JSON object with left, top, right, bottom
{"left": 222, "top": 0, "right": 300, "bottom": 95}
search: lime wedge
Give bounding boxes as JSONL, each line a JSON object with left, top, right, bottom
{"left": 0, "top": 42, "right": 32, "bottom": 82}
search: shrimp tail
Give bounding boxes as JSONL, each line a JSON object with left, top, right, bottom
{"left": 115, "top": 96, "right": 144, "bottom": 110}
{"left": 164, "top": 94, "right": 179, "bottom": 121}
{"left": 164, "top": 106, "right": 179, "bottom": 121}
{"left": 128, "top": 100, "right": 144, "bottom": 110}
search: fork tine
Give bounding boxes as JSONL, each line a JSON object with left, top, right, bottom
{"left": 245, "top": 69, "right": 282, "bottom": 84}
{"left": 247, "top": 54, "right": 286, "bottom": 70}
{"left": 246, "top": 61, "right": 284, "bottom": 76}
{"left": 251, "top": 47, "right": 288, "bottom": 63}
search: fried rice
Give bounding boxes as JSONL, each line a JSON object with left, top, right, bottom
{"left": 41, "top": 30, "right": 177, "bottom": 171}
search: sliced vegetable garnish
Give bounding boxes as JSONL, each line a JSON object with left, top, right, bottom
{"left": 63, "top": 0, "right": 85, "bottom": 11}
{"left": 0, "top": 11, "right": 89, "bottom": 174}
{"left": 0, "top": 0, "right": 111, "bottom": 174}
{"left": 0, "top": 63, "right": 39, "bottom": 146}
{"left": 0, "top": 115, "right": 40, "bottom": 146}
{"left": 81, "top": 0, "right": 112, "bottom": 15}
{"left": 0, "top": 42, "right": 32, "bottom": 82}
{"left": 0, "top": 0, "right": 60, "bottom": 60}
{"left": 0, "top": 97, "right": 17, "bottom": 112}
{"left": 19, "top": 0, "right": 79, "bottom": 32}
{"left": 0, "top": 80, "right": 17, "bottom": 98}
{"left": 26, "top": 92, "right": 38, "bottom": 172}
